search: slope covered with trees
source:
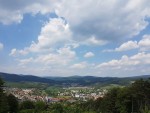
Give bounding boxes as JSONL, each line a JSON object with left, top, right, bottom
{"left": 0, "top": 78, "right": 19, "bottom": 113}
{"left": 0, "top": 77, "right": 149, "bottom": 113}
{"left": 1, "top": 72, "right": 150, "bottom": 87}
{"left": 79, "top": 79, "right": 150, "bottom": 113}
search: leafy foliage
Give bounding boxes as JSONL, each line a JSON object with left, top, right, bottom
{"left": 0, "top": 77, "right": 150, "bottom": 113}
{"left": 89, "top": 79, "right": 150, "bottom": 113}
{"left": 20, "top": 100, "right": 35, "bottom": 110}
{"left": 7, "top": 94, "right": 19, "bottom": 113}
{"left": 0, "top": 77, "right": 9, "bottom": 113}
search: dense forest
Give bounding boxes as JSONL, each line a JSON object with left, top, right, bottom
{"left": 0, "top": 77, "right": 150, "bottom": 113}
{"left": 1, "top": 72, "right": 150, "bottom": 87}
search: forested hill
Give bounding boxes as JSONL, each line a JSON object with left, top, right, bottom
{"left": 0, "top": 72, "right": 150, "bottom": 86}
{"left": 0, "top": 76, "right": 150, "bottom": 113}
{"left": 0, "top": 72, "right": 56, "bottom": 85}
{"left": 46, "top": 75, "right": 150, "bottom": 86}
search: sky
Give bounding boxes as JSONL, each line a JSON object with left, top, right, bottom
{"left": 0, "top": 0, "right": 150, "bottom": 77}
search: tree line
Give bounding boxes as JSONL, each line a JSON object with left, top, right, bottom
{"left": 0, "top": 77, "right": 150, "bottom": 113}
{"left": 80, "top": 78, "right": 150, "bottom": 113}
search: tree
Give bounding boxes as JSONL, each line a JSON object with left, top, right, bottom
{"left": 50, "top": 103, "right": 64, "bottom": 113}
{"left": 0, "top": 94, "right": 9, "bottom": 113}
{"left": 130, "top": 79, "right": 150, "bottom": 112}
{"left": 35, "top": 101, "right": 47, "bottom": 112}
{"left": 0, "top": 77, "right": 4, "bottom": 93}
{"left": 7, "top": 94, "right": 19, "bottom": 113}
{"left": 20, "top": 100, "right": 35, "bottom": 110}
{"left": 0, "top": 77, "right": 9, "bottom": 113}
{"left": 93, "top": 97, "right": 104, "bottom": 112}
{"left": 116, "top": 87, "right": 132, "bottom": 113}
{"left": 102, "top": 88, "right": 120, "bottom": 113}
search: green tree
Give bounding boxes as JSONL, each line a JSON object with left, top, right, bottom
{"left": 0, "top": 94, "right": 9, "bottom": 113}
{"left": 7, "top": 94, "right": 19, "bottom": 113}
{"left": 50, "top": 103, "right": 64, "bottom": 113}
{"left": 102, "top": 88, "right": 120, "bottom": 113}
{"left": 35, "top": 101, "right": 47, "bottom": 112}
{"left": 20, "top": 100, "right": 35, "bottom": 110}
{"left": 19, "top": 109, "right": 35, "bottom": 113}
{"left": 116, "top": 87, "right": 132, "bottom": 113}
{"left": 0, "top": 77, "right": 9, "bottom": 113}
{"left": 130, "top": 79, "right": 150, "bottom": 112}
{"left": 0, "top": 77, "right": 4, "bottom": 93}
{"left": 93, "top": 97, "right": 104, "bottom": 113}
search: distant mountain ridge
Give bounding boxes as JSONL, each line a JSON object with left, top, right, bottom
{"left": 0, "top": 72, "right": 150, "bottom": 86}
{"left": 0, "top": 72, "right": 55, "bottom": 84}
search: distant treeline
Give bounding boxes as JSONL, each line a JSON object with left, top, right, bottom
{"left": 0, "top": 77, "right": 150, "bottom": 113}
{"left": 80, "top": 78, "right": 150, "bottom": 113}
{"left": 1, "top": 72, "right": 150, "bottom": 87}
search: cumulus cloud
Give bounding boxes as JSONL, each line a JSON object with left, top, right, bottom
{"left": 11, "top": 46, "right": 78, "bottom": 76}
{"left": 0, "top": 0, "right": 60, "bottom": 24}
{"left": 115, "top": 41, "right": 139, "bottom": 52}
{"left": 19, "top": 57, "right": 34, "bottom": 66}
{"left": 0, "top": 42, "right": 3, "bottom": 51}
{"left": 96, "top": 52, "right": 150, "bottom": 76}
{"left": 8, "top": 17, "right": 78, "bottom": 76}
{"left": 1, "top": 0, "right": 150, "bottom": 42}
{"left": 28, "top": 18, "right": 72, "bottom": 52}
{"left": 18, "top": 47, "right": 76, "bottom": 66}
{"left": 56, "top": 0, "right": 150, "bottom": 42}
{"left": 103, "top": 41, "right": 139, "bottom": 52}
{"left": 82, "top": 36, "right": 108, "bottom": 46}
{"left": 3, "top": 0, "right": 150, "bottom": 77}
{"left": 9, "top": 48, "right": 28, "bottom": 56}
{"left": 103, "top": 34, "right": 150, "bottom": 52}
{"left": 138, "top": 35, "right": 150, "bottom": 51}
{"left": 84, "top": 52, "right": 95, "bottom": 58}
{"left": 70, "top": 62, "right": 88, "bottom": 69}
{"left": 10, "top": 18, "right": 72, "bottom": 56}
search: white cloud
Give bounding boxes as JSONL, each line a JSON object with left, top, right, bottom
{"left": 8, "top": 17, "right": 78, "bottom": 76}
{"left": 9, "top": 48, "right": 28, "bottom": 56}
{"left": 10, "top": 18, "right": 72, "bottom": 56}
{"left": 4, "top": 52, "right": 150, "bottom": 77}
{"left": 8, "top": 16, "right": 77, "bottom": 76}
{"left": 30, "top": 18, "right": 72, "bottom": 51}
{"left": 0, "top": 0, "right": 60, "bottom": 24}
{"left": 70, "top": 62, "right": 88, "bottom": 69}
{"left": 1, "top": 0, "right": 150, "bottom": 42}
{"left": 39, "top": 18, "right": 70, "bottom": 44}
{"left": 115, "top": 41, "right": 139, "bottom": 52}
{"left": 0, "top": 10, "right": 23, "bottom": 25}
{"left": 3, "top": 0, "right": 150, "bottom": 77}
{"left": 83, "top": 36, "right": 108, "bottom": 46}
{"left": 96, "top": 52, "right": 150, "bottom": 77}
{"left": 19, "top": 57, "right": 34, "bottom": 66}
{"left": 0, "top": 42, "right": 3, "bottom": 51}
{"left": 18, "top": 47, "right": 76, "bottom": 66}
{"left": 84, "top": 52, "right": 95, "bottom": 58}
{"left": 103, "top": 34, "right": 150, "bottom": 52}
{"left": 103, "top": 41, "right": 139, "bottom": 52}
{"left": 10, "top": 46, "right": 78, "bottom": 76}
{"left": 9, "top": 49, "right": 17, "bottom": 56}
{"left": 138, "top": 35, "right": 150, "bottom": 51}
{"left": 56, "top": 0, "right": 150, "bottom": 42}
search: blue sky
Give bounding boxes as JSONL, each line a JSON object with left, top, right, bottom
{"left": 0, "top": 0, "right": 150, "bottom": 77}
